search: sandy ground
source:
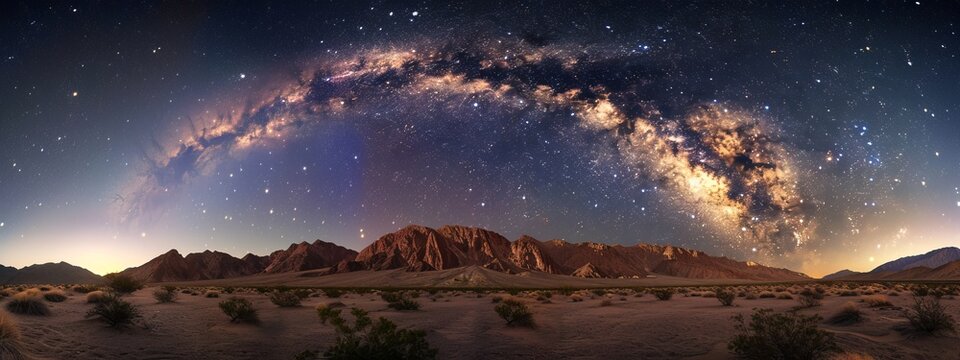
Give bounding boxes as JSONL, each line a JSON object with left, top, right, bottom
{"left": 5, "top": 286, "right": 960, "bottom": 359}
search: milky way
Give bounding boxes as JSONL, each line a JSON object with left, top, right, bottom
{"left": 2, "top": 1, "right": 959, "bottom": 275}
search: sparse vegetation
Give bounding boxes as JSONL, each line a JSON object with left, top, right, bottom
{"left": 380, "top": 292, "right": 420, "bottom": 311}
{"left": 6, "top": 291, "right": 49, "bottom": 316}
{"left": 205, "top": 291, "right": 220, "bottom": 298}
{"left": 219, "top": 297, "right": 258, "bottom": 323}
{"left": 716, "top": 288, "right": 736, "bottom": 306}
{"left": 904, "top": 295, "right": 955, "bottom": 335}
{"left": 269, "top": 290, "right": 302, "bottom": 307}
{"left": 86, "top": 294, "right": 141, "bottom": 328}
{"left": 796, "top": 288, "right": 823, "bottom": 308}
{"left": 600, "top": 299, "right": 613, "bottom": 307}
{"left": 495, "top": 299, "right": 534, "bottom": 327}
{"left": 651, "top": 288, "right": 674, "bottom": 301}
{"left": 324, "top": 289, "right": 344, "bottom": 298}
{"left": 43, "top": 289, "right": 67, "bottom": 302}
{"left": 104, "top": 273, "right": 143, "bottom": 295}
{"left": 317, "top": 307, "right": 437, "bottom": 360}
{"left": 0, "top": 310, "right": 27, "bottom": 360}
{"left": 729, "top": 308, "right": 838, "bottom": 360}
{"left": 153, "top": 287, "right": 178, "bottom": 303}
{"left": 86, "top": 290, "right": 109, "bottom": 304}
{"left": 828, "top": 302, "right": 863, "bottom": 325}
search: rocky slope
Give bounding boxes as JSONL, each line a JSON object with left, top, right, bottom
{"left": 333, "top": 224, "right": 808, "bottom": 281}
{"left": 871, "top": 247, "right": 960, "bottom": 273}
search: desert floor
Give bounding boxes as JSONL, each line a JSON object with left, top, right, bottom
{"left": 6, "top": 285, "right": 960, "bottom": 360}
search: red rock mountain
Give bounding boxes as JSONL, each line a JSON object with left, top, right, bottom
{"left": 333, "top": 225, "right": 808, "bottom": 281}
{"left": 830, "top": 259, "right": 960, "bottom": 281}
{"left": 121, "top": 240, "right": 357, "bottom": 282}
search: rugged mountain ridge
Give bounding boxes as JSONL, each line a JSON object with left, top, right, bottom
{"left": 121, "top": 241, "right": 357, "bottom": 283}
{"left": 0, "top": 262, "right": 102, "bottom": 284}
{"left": 332, "top": 225, "right": 808, "bottom": 281}
{"left": 871, "top": 247, "right": 960, "bottom": 273}
{"left": 823, "top": 247, "right": 960, "bottom": 281}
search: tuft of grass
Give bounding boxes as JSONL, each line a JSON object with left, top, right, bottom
{"left": 219, "top": 297, "right": 259, "bottom": 323}
{"left": 86, "top": 291, "right": 109, "bottom": 304}
{"left": 495, "top": 299, "right": 534, "bottom": 327}
{"left": 6, "top": 291, "right": 50, "bottom": 316}
{"left": 861, "top": 295, "right": 892, "bottom": 308}
{"left": 0, "top": 310, "right": 28, "bottom": 360}
{"left": 904, "top": 295, "right": 955, "bottom": 335}
{"left": 716, "top": 288, "right": 736, "bottom": 306}
{"left": 86, "top": 294, "right": 141, "bottom": 328}
{"left": 43, "top": 289, "right": 68, "bottom": 303}
{"left": 729, "top": 308, "right": 838, "bottom": 360}
{"left": 153, "top": 287, "right": 178, "bottom": 303}
{"left": 828, "top": 302, "right": 864, "bottom": 325}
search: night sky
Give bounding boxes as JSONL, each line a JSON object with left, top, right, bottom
{"left": 1, "top": 1, "right": 959, "bottom": 277}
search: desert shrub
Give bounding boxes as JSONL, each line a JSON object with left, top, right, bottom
{"left": 828, "top": 302, "right": 863, "bottom": 325}
{"left": 651, "top": 288, "right": 674, "bottom": 301}
{"left": 153, "top": 287, "right": 178, "bottom": 303}
{"left": 495, "top": 299, "right": 534, "bottom": 327}
{"left": 71, "top": 285, "right": 97, "bottom": 294}
{"left": 745, "top": 292, "right": 758, "bottom": 300}
{"left": 293, "top": 288, "right": 312, "bottom": 299}
{"left": 491, "top": 295, "right": 504, "bottom": 303}
{"left": 729, "top": 308, "right": 838, "bottom": 359}
{"left": 861, "top": 295, "right": 892, "bottom": 308}
{"left": 775, "top": 293, "right": 793, "bottom": 300}
{"left": 591, "top": 289, "right": 607, "bottom": 297}
{"left": 6, "top": 291, "right": 49, "bottom": 316}
{"left": 716, "top": 288, "right": 736, "bottom": 306}
{"left": 268, "top": 291, "right": 301, "bottom": 307}
{"left": 324, "top": 289, "right": 344, "bottom": 298}
{"left": 320, "top": 307, "right": 437, "bottom": 360}
{"left": 0, "top": 310, "right": 27, "bottom": 360}
{"left": 43, "top": 289, "right": 67, "bottom": 302}
{"left": 569, "top": 295, "right": 583, "bottom": 302}
{"left": 103, "top": 273, "right": 143, "bottom": 295}
{"left": 558, "top": 287, "right": 575, "bottom": 296}
{"left": 86, "top": 290, "right": 109, "bottom": 304}
{"left": 205, "top": 291, "right": 220, "bottom": 298}
{"left": 223, "top": 287, "right": 236, "bottom": 294}
{"left": 839, "top": 290, "right": 858, "bottom": 297}
{"left": 758, "top": 292, "right": 775, "bottom": 299}
{"left": 888, "top": 291, "right": 900, "bottom": 296}
{"left": 600, "top": 299, "right": 613, "bottom": 307}
{"left": 86, "top": 294, "right": 141, "bottom": 328}
{"left": 904, "top": 295, "right": 955, "bottom": 335}
{"left": 317, "top": 304, "right": 343, "bottom": 324}
{"left": 796, "top": 288, "right": 823, "bottom": 308}
{"left": 219, "top": 297, "right": 258, "bottom": 323}
{"left": 380, "top": 292, "right": 403, "bottom": 303}
{"left": 388, "top": 298, "right": 421, "bottom": 311}
{"left": 702, "top": 291, "right": 717, "bottom": 298}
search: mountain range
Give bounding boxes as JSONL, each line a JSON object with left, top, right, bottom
{"left": 822, "top": 247, "right": 960, "bottom": 280}
{"left": 118, "top": 224, "right": 808, "bottom": 283}
{"left": 0, "top": 262, "right": 103, "bottom": 284}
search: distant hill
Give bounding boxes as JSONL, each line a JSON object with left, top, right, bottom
{"left": 824, "top": 247, "right": 960, "bottom": 281}
{"left": 0, "top": 262, "right": 102, "bottom": 285}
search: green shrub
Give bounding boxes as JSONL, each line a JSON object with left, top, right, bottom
{"left": 103, "top": 273, "right": 143, "bottom": 295}
{"left": 905, "top": 295, "right": 955, "bottom": 335}
{"left": 219, "top": 297, "right": 258, "bottom": 323}
{"left": 6, "top": 291, "right": 49, "bottom": 316}
{"left": 495, "top": 299, "right": 533, "bottom": 327}
{"left": 153, "top": 287, "right": 178, "bottom": 303}
{"left": 43, "top": 290, "right": 67, "bottom": 303}
{"left": 320, "top": 308, "right": 437, "bottom": 360}
{"left": 651, "top": 288, "right": 674, "bottom": 301}
{"left": 86, "top": 294, "right": 141, "bottom": 328}
{"left": 716, "top": 288, "right": 735, "bottom": 306}
{"left": 729, "top": 308, "right": 838, "bottom": 359}
{"left": 828, "top": 302, "right": 863, "bottom": 325}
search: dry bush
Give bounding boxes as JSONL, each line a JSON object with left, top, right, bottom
{"left": 219, "top": 297, "right": 258, "bottom": 323}
{"left": 103, "top": 273, "right": 143, "bottom": 295}
{"left": 651, "top": 288, "right": 674, "bottom": 301}
{"left": 71, "top": 285, "right": 97, "bottom": 294}
{"left": 829, "top": 302, "right": 863, "bottom": 325}
{"left": 205, "top": 291, "right": 221, "bottom": 298}
{"left": 600, "top": 299, "right": 613, "bottom": 307}
{"left": 269, "top": 291, "right": 302, "bottom": 307}
{"left": 491, "top": 295, "right": 504, "bottom": 303}
{"left": 0, "top": 310, "right": 27, "bottom": 360}
{"left": 319, "top": 307, "right": 437, "bottom": 359}
{"left": 904, "top": 295, "right": 955, "bottom": 335}
{"left": 43, "top": 289, "right": 67, "bottom": 303}
{"left": 888, "top": 291, "right": 900, "bottom": 296}
{"left": 495, "top": 299, "right": 534, "bottom": 327}
{"left": 745, "top": 292, "right": 758, "bottom": 300}
{"left": 758, "top": 292, "right": 775, "bottom": 299}
{"left": 153, "top": 287, "right": 178, "bottom": 303}
{"left": 775, "top": 293, "right": 793, "bottom": 300}
{"left": 729, "top": 308, "right": 838, "bottom": 359}
{"left": 86, "top": 294, "right": 141, "bottom": 328}
{"left": 86, "top": 291, "right": 108, "bottom": 304}
{"left": 861, "top": 295, "right": 892, "bottom": 308}
{"left": 839, "top": 290, "right": 858, "bottom": 297}
{"left": 716, "top": 288, "right": 736, "bottom": 306}
{"left": 6, "top": 291, "right": 49, "bottom": 316}
{"left": 569, "top": 295, "right": 583, "bottom": 302}
{"left": 796, "top": 288, "right": 823, "bottom": 308}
